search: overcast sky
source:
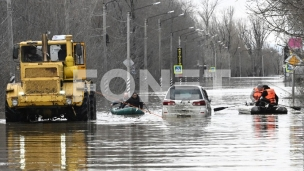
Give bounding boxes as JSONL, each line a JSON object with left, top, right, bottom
{"left": 192, "top": 0, "right": 249, "bottom": 19}
{"left": 217, "top": 0, "right": 248, "bottom": 18}
{"left": 191, "top": 0, "right": 282, "bottom": 49}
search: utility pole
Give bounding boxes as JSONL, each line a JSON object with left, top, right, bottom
{"left": 126, "top": 2, "right": 161, "bottom": 95}
{"left": 161, "top": 13, "right": 185, "bottom": 86}
{"left": 127, "top": 11, "right": 131, "bottom": 95}
{"left": 262, "top": 55, "right": 264, "bottom": 77}
{"left": 143, "top": 10, "right": 173, "bottom": 92}
{"left": 170, "top": 33, "right": 173, "bottom": 85}
{"left": 158, "top": 19, "right": 162, "bottom": 91}
{"left": 64, "top": 0, "right": 69, "bottom": 33}
{"left": 7, "top": 0, "right": 14, "bottom": 77}
{"left": 103, "top": 3, "right": 109, "bottom": 94}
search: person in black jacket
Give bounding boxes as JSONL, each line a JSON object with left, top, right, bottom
{"left": 258, "top": 85, "right": 279, "bottom": 107}
{"left": 122, "top": 92, "right": 143, "bottom": 109}
{"left": 25, "top": 46, "right": 42, "bottom": 62}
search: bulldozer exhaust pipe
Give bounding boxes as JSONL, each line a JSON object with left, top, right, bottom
{"left": 42, "top": 34, "right": 48, "bottom": 61}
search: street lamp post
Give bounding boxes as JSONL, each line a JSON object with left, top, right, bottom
{"left": 238, "top": 47, "right": 241, "bottom": 77}
{"left": 240, "top": 51, "right": 242, "bottom": 77}
{"left": 193, "top": 35, "right": 208, "bottom": 70}
{"left": 102, "top": 0, "right": 116, "bottom": 94}
{"left": 177, "top": 28, "right": 196, "bottom": 84}
{"left": 127, "top": 11, "right": 131, "bottom": 95}
{"left": 226, "top": 47, "right": 230, "bottom": 77}
{"left": 183, "top": 30, "right": 203, "bottom": 62}
{"left": 194, "top": 37, "right": 206, "bottom": 79}
{"left": 170, "top": 27, "right": 194, "bottom": 84}
{"left": 211, "top": 35, "right": 218, "bottom": 71}
{"left": 7, "top": 0, "right": 13, "bottom": 76}
{"left": 158, "top": 19, "right": 162, "bottom": 89}
{"left": 262, "top": 54, "right": 264, "bottom": 77}
{"left": 238, "top": 47, "right": 251, "bottom": 77}
{"left": 179, "top": 30, "right": 197, "bottom": 48}
{"left": 143, "top": 10, "right": 174, "bottom": 92}
{"left": 126, "top": 2, "right": 160, "bottom": 95}
{"left": 160, "top": 13, "right": 185, "bottom": 86}
{"left": 214, "top": 41, "right": 217, "bottom": 71}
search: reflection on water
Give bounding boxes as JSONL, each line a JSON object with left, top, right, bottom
{"left": 253, "top": 115, "right": 278, "bottom": 137}
{"left": 289, "top": 114, "right": 304, "bottom": 168}
{"left": 1, "top": 113, "right": 304, "bottom": 170}
{"left": 5, "top": 122, "right": 95, "bottom": 170}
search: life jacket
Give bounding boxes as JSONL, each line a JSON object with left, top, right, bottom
{"left": 265, "top": 88, "right": 276, "bottom": 104}
{"left": 253, "top": 87, "right": 263, "bottom": 101}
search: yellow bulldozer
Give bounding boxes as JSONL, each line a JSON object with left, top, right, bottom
{"left": 5, "top": 33, "right": 96, "bottom": 122}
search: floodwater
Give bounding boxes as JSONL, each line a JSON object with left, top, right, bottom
{"left": 0, "top": 77, "right": 303, "bottom": 170}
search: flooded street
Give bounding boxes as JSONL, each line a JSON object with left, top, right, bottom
{"left": 0, "top": 77, "right": 303, "bottom": 170}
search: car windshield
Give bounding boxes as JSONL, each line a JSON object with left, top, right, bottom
{"left": 165, "top": 86, "right": 203, "bottom": 100}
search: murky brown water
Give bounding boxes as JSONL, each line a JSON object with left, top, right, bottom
{"left": 0, "top": 77, "right": 303, "bottom": 170}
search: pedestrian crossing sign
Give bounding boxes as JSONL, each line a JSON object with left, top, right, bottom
{"left": 209, "top": 67, "right": 216, "bottom": 72}
{"left": 286, "top": 63, "right": 293, "bottom": 73}
{"left": 174, "top": 65, "right": 182, "bottom": 74}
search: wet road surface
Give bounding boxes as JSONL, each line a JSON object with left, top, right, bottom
{"left": 0, "top": 77, "right": 303, "bottom": 170}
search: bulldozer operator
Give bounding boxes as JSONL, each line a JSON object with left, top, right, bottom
{"left": 25, "top": 46, "right": 42, "bottom": 62}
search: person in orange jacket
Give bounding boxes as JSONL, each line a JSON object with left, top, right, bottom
{"left": 258, "top": 85, "right": 279, "bottom": 107}
{"left": 250, "top": 84, "right": 264, "bottom": 105}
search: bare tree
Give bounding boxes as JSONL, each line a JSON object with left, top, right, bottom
{"left": 247, "top": 0, "right": 304, "bottom": 38}
{"left": 262, "top": 45, "right": 282, "bottom": 75}
{"left": 217, "top": 7, "right": 240, "bottom": 73}
{"left": 197, "top": 0, "right": 219, "bottom": 34}
{"left": 249, "top": 16, "right": 270, "bottom": 76}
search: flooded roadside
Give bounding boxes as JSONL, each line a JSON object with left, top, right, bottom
{"left": 0, "top": 77, "right": 303, "bottom": 170}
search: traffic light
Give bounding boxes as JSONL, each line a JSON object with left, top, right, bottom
{"left": 284, "top": 46, "right": 289, "bottom": 60}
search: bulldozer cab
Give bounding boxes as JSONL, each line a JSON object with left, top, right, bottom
{"left": 50, "top": 43, "right": 85, "bottom": 64}
{"left": 73, "top": 42, "right": 85, "bottom": 65}
{"left": 15, "top": 41, "right": 86, "bottom": 66}
{"left": 13, "top": 34, "right": 87, "bottom": 80}
{"left": 20, "top": 46, "right": 43, "bottom": 62}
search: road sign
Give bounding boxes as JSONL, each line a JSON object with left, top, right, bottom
{"left": 177, "top": 48, "right": 182, "bottom": 65}
{"left": 123, "top": 58, "right": 134, "bottom": 67}
{"left": 209, "top": 67, "right": 216, "bottom": 72}
{"left": 131, "top": 66, "right": 136, "bottom": 75}
{"left": 285, "top": 54, "right": 302, "bottom": 65}
{"left": 174, "top": 65, "right": 182, "bottom": 74}
{"left": 286, "top": 63, "right": 293, "bottom": 73}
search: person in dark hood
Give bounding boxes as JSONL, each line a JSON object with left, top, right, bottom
{"left": 258, "top": 85, "right": 279, "bottom": 107}
{"left": 26, "top": 46, "right": 42, "bottom": 62}
{"left": 122, "top": 92, "right": 143, "bottom": 109}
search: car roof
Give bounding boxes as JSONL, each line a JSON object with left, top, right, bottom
{"left": 164, "top": 85, "right": 207, "bottom": 100}
{"left": 168, "top": 85, "right": 205, "bottom": 89}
